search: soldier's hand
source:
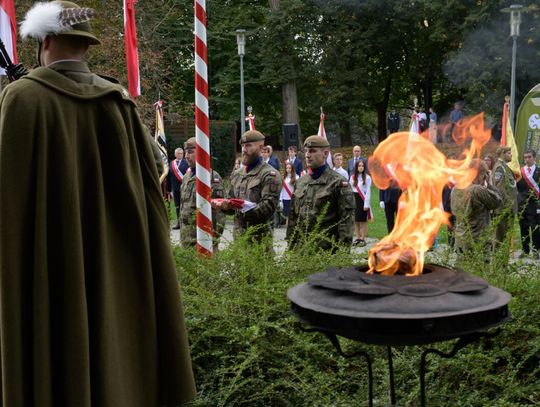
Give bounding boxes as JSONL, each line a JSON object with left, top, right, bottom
{"left": 219, "top": 200, "right": 231, "bottom": 211}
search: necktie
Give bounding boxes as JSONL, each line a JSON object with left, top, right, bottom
{"left": 528, "top": 167, "right": 532, "bottom": 174}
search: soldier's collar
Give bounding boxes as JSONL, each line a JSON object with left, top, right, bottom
{"left": 245, "top": 156, "right": 262, "bottom": 173}
{"left": 309, "top": 163, "right": 328, "bottom": 180}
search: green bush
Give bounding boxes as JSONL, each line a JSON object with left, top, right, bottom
{"left": 175, "top": 225, "right": 540, "bottom": 406}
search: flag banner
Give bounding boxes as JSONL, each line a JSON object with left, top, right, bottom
{"left": 515, "top": 83, "right": 540, "bottom": 158}
{"left": 0, "top": 0, "right": 17, "bottom": 76}
{"left": 246, "top": 112, "right": 256, "bottom": 130}
{"left": 123, "top": 0, "right": 140, "bottom": 97}
{"left": 502, "top": 101, "right": 521, "bottom": 177}
{"left": 317, "top": 108, "right": 333, "bottom": 167}
{"left": 211, "top": 198, "right": 256, "bottom": 213}
{"left": 154, "top": 99, "right": 166, "bottom": 147}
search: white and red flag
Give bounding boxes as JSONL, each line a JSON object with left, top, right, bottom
{"left": 212, "top": 198, "right": 256, "bottom": 213}
{"left": 123, "top": 0, "right": 140, "bottom": 97}
{"left": 0, "top": 0, "right": 17, "bottom": 76}
{"left": 246, "top": 112, "right": 256, "bottom": 130}
{"left": 317, "top": 107, "right": 333, "bottom": 167}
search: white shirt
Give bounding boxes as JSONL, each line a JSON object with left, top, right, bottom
{"left": 525, "top": 164, "right": 536, "bottom": 175}
{"left": 280, "top": 175, "right": 295, "bottom": 201}
{"left": 349, "top": 174, "right": 372, "bottom": 208}
{"left": 333, "top": 167, "right": 348, "bottom": 180}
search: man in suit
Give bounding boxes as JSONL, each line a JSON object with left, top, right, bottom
{"left": 387, "top": 108, "right": 401, "bottom": 134}
{"left": 286, "top": 145, "right": 303, "bottom": 176}
{"left": 379, "top": 181, "right": 402, "bottom": 233}
{"left": 347, "top": 145, "right": 368, "bottom": 176}
{"left": 267, "top": 145, "right": 280, "bottom": 171}
{"left": 517, "top": 149, "right": 540, "bottom": 257}
{"left": 170, "top": 147, "right": 189, "bottom": 229}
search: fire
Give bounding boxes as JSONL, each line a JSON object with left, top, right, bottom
{"left": 367, "top": 113, "right": 491, "bottom": 276}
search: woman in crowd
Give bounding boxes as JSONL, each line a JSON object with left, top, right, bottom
{"left": 280, "top": 162, "right": 297, "bottom": 226}
{"left": 483, "top": 153, "right": 495, "bottom": 184}
{"left": 350, "top": 160, "right": 372, "bottom": 246}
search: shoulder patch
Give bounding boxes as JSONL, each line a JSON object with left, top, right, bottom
{"left": 342, "top": 181, "right": 349, "bottom": 187}
{"left": 270, "top": 170, "right": 276, "bottom": 176}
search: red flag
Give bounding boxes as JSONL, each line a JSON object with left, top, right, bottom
{"left": 0, "top": 0, "right": 18, "bottom": 76}
{"left": 123, "top": 0, "right": 140, "bottom": 97}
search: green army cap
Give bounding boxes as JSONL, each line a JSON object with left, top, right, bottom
{"left": 303, "top": 135, "right": 330, "bottom": 148}
{"left": 184, "top": 137, "right": 196, "bottom": 150}
{"left": 239, "top": 130, "right": 265, "bottom": 145}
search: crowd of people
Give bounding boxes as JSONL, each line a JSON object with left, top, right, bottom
{"left": 171, "top": 131, "right": 540, "bottom": 263}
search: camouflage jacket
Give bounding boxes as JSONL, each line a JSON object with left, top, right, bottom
{"left": 286, "top": 166, "right": 354, "bottom": 250}
{"left": 227, "top": 160, "right": 282, "bottom": 241}
{"left": 491, "top": 159, "right": 517, "bottom": 214}
{"left": 450, "top": 184, "right": 502, "bottom": 252}
{"left": 179, "top": 168, "right": 225, "bottom": 247}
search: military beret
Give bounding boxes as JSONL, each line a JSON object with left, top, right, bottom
{"left": 239, "top": 130, "right": 265, "bottom": 144}
{"left": 184, "top": 137, "right": 196, "bottom": 150}
{"left": 303, "top": 135, "right": 330, "bottom": 148}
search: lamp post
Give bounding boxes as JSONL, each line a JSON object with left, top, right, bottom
{"left": 236, "top": 29, "right": 246, "bottom": 135}
{"left": 502, "top": 4, "right": 524, "bottom": 131}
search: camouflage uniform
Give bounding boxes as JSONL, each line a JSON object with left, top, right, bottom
{"left": 228, "top": 159, "right": 281, "bottom": 242}
{"left": 287, "top": 166, "right": 355, "bottom": 251}
{"left": 491, "top": 158, "right": 518, "bottom": 245}
{"left": 179, "top": 168, "right": 226, "bottom": 248}
{"left": 450, "top": 184, "right": 502, "bottom": 253}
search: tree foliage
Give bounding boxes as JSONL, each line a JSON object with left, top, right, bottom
{"left": 11, "top": 0, "right": 540, "bottom": 144}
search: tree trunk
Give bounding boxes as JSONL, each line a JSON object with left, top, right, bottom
{"left": 282, "top": 80, "right": 302, "bottom": 143}
{"left": 376, "top": 71, "right": 393, "bottom": 143}
{"left": 268, "top": 0, "right": 279, "bottom": 11}
{"left": 269, "top": 0, "right": 301, "bottom": 143}
{"left": 340, "top": 118, "right": 352, "bottom": 146}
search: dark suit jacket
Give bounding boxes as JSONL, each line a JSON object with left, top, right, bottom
{"left": 517, "top": 166, "right": 540, "bottom": 215}
{"left": 169, "top": 158, "right": 189, "bottom": 192}
{"left": 347, "top": 157, "right": 369, "bottom": 177}
{"left": 268, "top": 155, "right": 280, "bottom": 171}
{"left": 287, "top": 157, "right": 303, "bottom": 177}
{"left": 379, "top": 184, "right": 401, "bottom": 205}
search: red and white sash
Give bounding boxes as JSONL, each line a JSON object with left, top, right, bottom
{"left": 353, "top": 178, "right": 373, "bottom": 221}
{"left": 521, "top": 166, "right": 540, "bottom": 198}
{"left": 171, "top": 159, "right": 184, "bottom": 182}
{"left": 282, "top": 180, "right": 293, "bottom": 199}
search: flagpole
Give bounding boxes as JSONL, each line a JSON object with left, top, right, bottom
{"left": 194, "top": 0, "right": 213, "bottom": 256}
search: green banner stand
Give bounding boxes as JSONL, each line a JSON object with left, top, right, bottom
{"left": 515, "top": 83, "right": 540, "bottom": 159}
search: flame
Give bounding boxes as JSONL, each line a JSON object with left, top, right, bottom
{"left": 367, "top": 113, "right": 491, "bottom": 276}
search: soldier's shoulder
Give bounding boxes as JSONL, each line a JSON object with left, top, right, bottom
{"left": 261, "top": 163, "right": 281, "bottom": 179}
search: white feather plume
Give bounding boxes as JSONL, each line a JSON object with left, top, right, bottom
{"left": 20, "top": 2, "right": 64, "bottom": 41}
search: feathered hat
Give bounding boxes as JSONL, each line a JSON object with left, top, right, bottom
{"left": 20, "top": 1, "right": 100, "bottom": 45}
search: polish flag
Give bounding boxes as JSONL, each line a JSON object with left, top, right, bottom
{"left": 123, "top": 0, "right": 140, "bottom": 97}
{"left": 0, "top": 0, "right": 17, "bottom": 76}
{"left": 212, "top": 198, "right": 256, "bottom": 213}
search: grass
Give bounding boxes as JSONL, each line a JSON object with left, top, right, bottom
{"left": 172, "top": 214, "right": 539, "bottom": 406}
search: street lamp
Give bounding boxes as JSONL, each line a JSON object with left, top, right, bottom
{"left": 236, "top": 29, "right": 246, "bottom": 135}
{"left": 502, "top": 4, "right": 524, "bottom": 131}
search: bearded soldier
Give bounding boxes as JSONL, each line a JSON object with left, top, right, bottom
{"left": 179, "top": 137, "right": 225, "bottom": 251}
{"left": 287, "top": 135, "right": 355, "bottom": 251}
{"left": 491, "top": 146, "right": 518, "bottom": 247}
{"left": 0, "top": 2, "right": 195, "bottom": 405}
{"left": 217, "top": 130, "right": 281, "bottom": 244}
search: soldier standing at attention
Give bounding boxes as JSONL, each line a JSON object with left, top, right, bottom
{"left": 451, "top": 160, "right": 502, "bottom": 256}
{"left": 217, "top": 130, "right": 281, "bottom": 244}
{"left": 287, "top": 135, "right": 355, "bottom": 251}
{"left": 179, "top": 137, "right": 225, "bottom": 252}
{"left": 491, "top": 146, "right": 518, "bottom": 248}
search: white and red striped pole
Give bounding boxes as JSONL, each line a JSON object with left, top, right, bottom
{"left": 194, "top": 0, "right": 213, "bottom": 256}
